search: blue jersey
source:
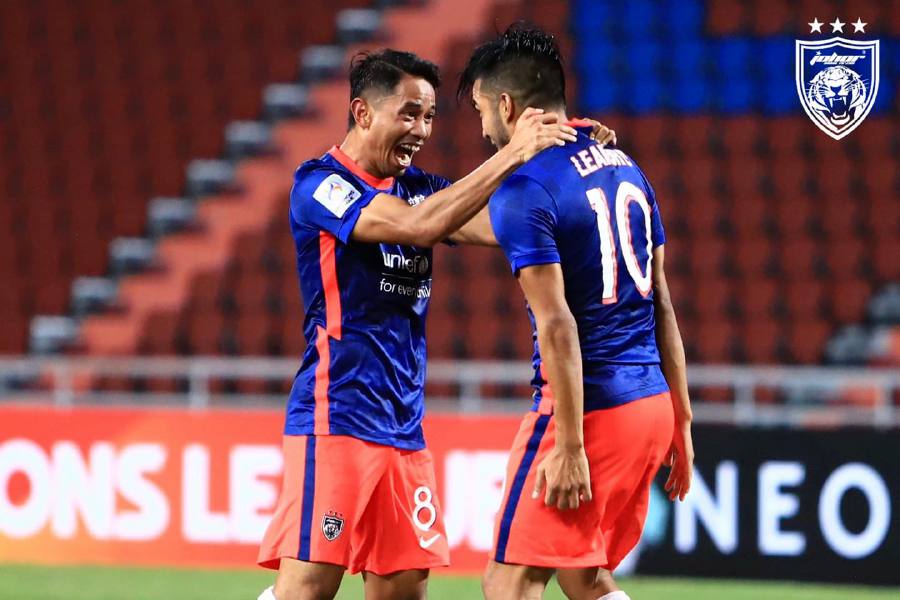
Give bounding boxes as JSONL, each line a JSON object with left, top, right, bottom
{"left": 489, "top": 126, "right": 669, "bottom": 413}
{"left": 287, "top": 146, "right": 450, "bottom": 450}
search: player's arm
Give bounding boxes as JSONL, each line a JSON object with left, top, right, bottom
{"left": 652, "top": 244, "right": 694, "bottom": 501}
{"left": 518, "top": 263, "right": 592, "bottom": 511}
{"left": 351, "top": 109, "right": 576, "bottom": 247}
{"left": 447, "top": 207, "right": 497, "bottom": 246}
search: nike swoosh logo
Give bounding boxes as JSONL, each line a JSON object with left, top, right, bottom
{"left": 419, "top": 534, "right": 441, "bottom": 549}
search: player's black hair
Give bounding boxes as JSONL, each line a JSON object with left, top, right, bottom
{"left": 457, "top": 23, "right": 566, "bottom": 110}
{"left": 347, "top": 49, "right": 441, "bottom": 129}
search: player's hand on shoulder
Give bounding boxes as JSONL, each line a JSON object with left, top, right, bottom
{"left": 664, "top": 421, "right": 694, "bottom": 502}
{"left": 532, "top": 444, "right": 592, "bottom": 511}
{"left": 509, "top": 108, "right": 578, "bottom": 163}
{"left": 583, "top": 118, "right": 617, "bottom": 146}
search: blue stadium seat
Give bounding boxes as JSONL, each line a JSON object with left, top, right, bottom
{"left": 623, "top": 77, "right": 663, "bottom": 114}
{"left": 670, "top": 77, "right": 711, "bottom": 112}
{"left": 625, "top": 39, "right": 663, "bottom": 74}
{"left": 622, "top": 1, "right": 657, "bottom": 39}
{"left": 570, "top": 0, "right": 611, "bottom": 35}
{"left": 716, "top": 76, "right": 753, "bottom": 113}
{"left": 669, "top": 39, "right": 706, "bottom": 77}
{"left": 659, "top": 0, "right": 703, "bottom": 37}
{"left": 716, "top": 38, "right": 752, "bottom": 78}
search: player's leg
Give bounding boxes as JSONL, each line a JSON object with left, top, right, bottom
{"left": 482, "top": 559, "right": 553, "bottom": 600}
{"left": 352, "top": 446, "right": 449, "bottom": 599}
{"left": 556, "top": 567, "right": 627, "bottom": 600}
{"left": 361, "top": 568, "right": 429, "bottom": 600}
{"left": 554, "top": 393, "right": 674, "bottom": 600}
{"left": 258, "top": 435, "right": 388, "bottom": 600}
{"left": 267, "top": 559, "right": 345, "bottom": 600}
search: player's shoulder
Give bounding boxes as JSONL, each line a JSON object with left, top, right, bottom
{"left": 294, "top": 153, "right": 347, "bottom": 185}
{"left": 292, "top": 154, "right": 370, "bottom": 202}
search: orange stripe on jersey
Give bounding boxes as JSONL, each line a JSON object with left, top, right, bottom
{"left": 328, "top": 145, "right": 395, "bottom": 191}
{"left": 313, "top": 327, "right": 331, "bottom": 435}
{"left": 564, "top": 118, "right": 595, "bottom": 128}
{"left": 319, "top": 232, "right": 342, "bottom": 339}
{"left": 314, "top": 232, "right": 341, "bottom": 435}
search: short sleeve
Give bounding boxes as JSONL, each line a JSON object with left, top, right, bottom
{"left": 637, "top": 168, "right": 666, "bottom": 247}
{"left": 489, "top": 174, "right": 560, "bottom": 274}
{"left": 290, "top": 166, "right": 380, "bottom": 243}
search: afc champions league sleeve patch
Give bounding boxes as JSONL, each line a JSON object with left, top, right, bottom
{"left": 313, "top": 174, "right": 363, "bottom": 218}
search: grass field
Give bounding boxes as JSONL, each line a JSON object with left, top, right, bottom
{"left": 1, "top": 565, "right": 897, "bottom": 600}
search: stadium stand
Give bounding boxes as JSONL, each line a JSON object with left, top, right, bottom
{"left": 2, "top": 0, "right": 898, "bottom": 375}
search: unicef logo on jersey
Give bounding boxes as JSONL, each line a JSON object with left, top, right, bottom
{"left": 796, "top": 18, "right": 879, "bottom": 140}
{"left": 382, "top": 250, "right": 430, "bottom": 275}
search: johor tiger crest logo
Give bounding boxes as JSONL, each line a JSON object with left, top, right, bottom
{"left": 322, "top": 512, "right": 344, "bottom": 541}
{"left": 796, "top": 30, "right": 879, "bottom": 140}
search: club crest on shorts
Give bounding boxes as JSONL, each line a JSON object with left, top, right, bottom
{"left": 321, "top": 512, "right": 344, "bottom": 541}
{"left": 795, "top": 36, "right": 879, "bottom": 140}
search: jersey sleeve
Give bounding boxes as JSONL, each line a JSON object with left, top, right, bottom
{"left": 637, "top": 167, "right": 666, "bottom": 247}
{"left": 290, "top": 165, "right": 380, "bottom": 243}
{"left": 489, "top": 174, "right": 560, "bottom": 274}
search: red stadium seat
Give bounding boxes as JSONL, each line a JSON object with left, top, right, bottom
{"left": 825, "top": 238, "right": 865, "bottom": 279}
{"left": 190, "top": 270, "right": 226, "bottom": 312}
{"left": 694, "top": 278, "right": 735, "bottom": 318}
{"left": 778, "top": 239, "right": 822, "bottom": 278}
{"left": 741, "top": 319, "right": 782, "bottom": 364}
{"left": 732, "top": 238, "right": 775, "bottom": 278}
{"left": 751, "top": 0, "right": 793, "bottom": 35}
{"left": 737, "top": 277, "right": 778, "bottom": 319}
{"left": 729, "top": 197, "right": 769, "bottom": 239}
{"left": 233, "top": 271, "right": 272, "bottom": 313}
{"left": 139, "top": 311, "right": 179, "bottom": 355}
{"left": 721, "top": 117, "right": 762, "bottom": 157}
{"left": 829, "top": 278, "right": 873, "bottom": 323}
{"left": 236, "top": 313, "right": 272, "bottom": 356}
{"left": 764, "top": 118, "right": 807, "bottom": 158}
{"left": 786, "top": 319, "right": 831, "bottom": 364}
{"left": 688, "top": 238, "right": 727, "bottom": 277}
{"left": 871, "top": 236, "right": 899, "bottom": 282}
{"left": 187, "top": 311, "right": 226, "bottom": 355}
{"left": 784, "top": 279, "right": 827, "bottom": 319}
{"left": 773, "top": 197, "right": 814, "bottom": 238}
{"left": 694, "top": 319, "right": 737, "bottom": 363}
{"left": 673, "top": 117, "right": 714, "bottom": 160}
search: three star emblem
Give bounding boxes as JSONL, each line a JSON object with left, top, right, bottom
{"left": 808, "top": 17, "right": 867, "bottom": 34}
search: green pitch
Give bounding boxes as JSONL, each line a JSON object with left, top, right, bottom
{"left": 0, "top": 564, "right": 896, "bottom": 599}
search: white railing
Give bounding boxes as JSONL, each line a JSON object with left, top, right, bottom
{"left": 0, "top": 357, "right": 897, "bottom": 428}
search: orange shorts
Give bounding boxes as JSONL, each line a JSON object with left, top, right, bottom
{"left": 493, "top": 392, "right": 674, "bottom": 570}
{"left": 258, "top": 435, "right": 449, "bottom": 575}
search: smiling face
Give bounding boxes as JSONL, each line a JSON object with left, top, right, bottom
{"left": 471, "top": 79, "right": 514, "bottom": 150}
{"left": 355, "top": 75, "right": 436, "bottom": 177}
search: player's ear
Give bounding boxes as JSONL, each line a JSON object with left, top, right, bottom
{"left": 498, "top": 93, "right": 516, "bottom": 125}
{"left": 350, "top": 97, "right": 371, "bottom": 129}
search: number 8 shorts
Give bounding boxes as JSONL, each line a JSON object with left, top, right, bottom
{"left": 258, "top": 435, "right": 450, "bottom": 575}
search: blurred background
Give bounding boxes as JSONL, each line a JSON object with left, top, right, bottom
{"left": 0, "top": 0, "right": 898, "bottom": 598}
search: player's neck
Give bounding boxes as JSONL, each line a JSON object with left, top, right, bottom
{"left": 338, "top": 131, "right": 391, "bottom": 180}
{"left": 529, "top": 106, "right": 568, "bottom": 124}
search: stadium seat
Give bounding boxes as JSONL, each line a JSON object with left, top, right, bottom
{"left": 786, "top": 319, "right": 832, "bottom": 364}
{"left": 732, "top": 238, "right": 776, "bottom": 278}
{"left": 737, "top": 278, "right": 778, "bottom": 319}
{"left": 740, "top": 319, "right": 782, "bottom": 363}
{"left": 829, "top": 279, "right": 874, "bottom": 323}
{"left": 784, "top": 279, "right": 827, "bottom": 319}
{"left": 694, "top": 318, "right": 737, "bottom": 363}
